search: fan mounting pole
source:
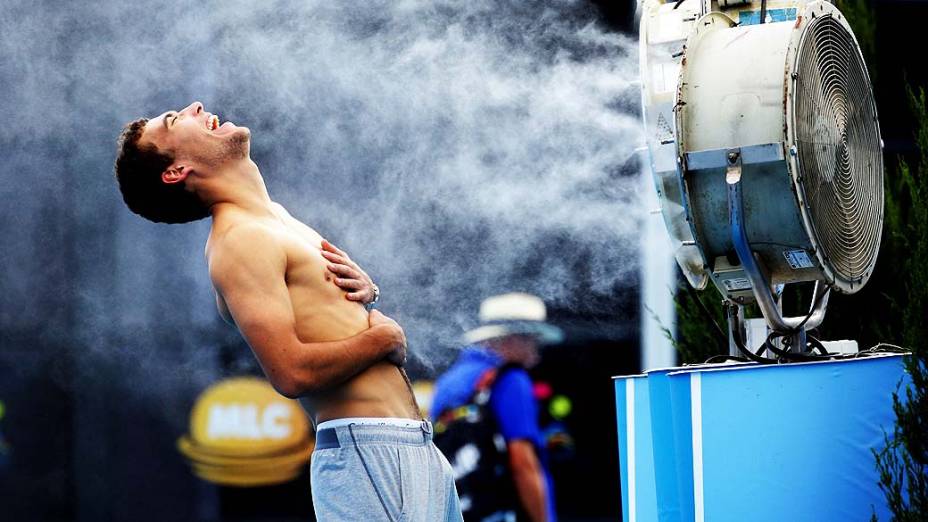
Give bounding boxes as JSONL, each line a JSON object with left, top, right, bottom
{"left": 725, "top": 148, "right": 831, "bottom": 354}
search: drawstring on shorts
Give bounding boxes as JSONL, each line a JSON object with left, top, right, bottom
{"left": 348, "top": 423, "right": 398, "bottom": 522}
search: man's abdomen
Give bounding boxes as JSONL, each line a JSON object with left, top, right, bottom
{"left": 307, "top": 362, "right": 421, "bottom": 424}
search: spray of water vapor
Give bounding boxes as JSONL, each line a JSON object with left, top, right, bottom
{"left": 212, "top": 1, "right": 642, "bottom": 363}
{"left": 2, "top": 0, "right": 640, "bottom": 378}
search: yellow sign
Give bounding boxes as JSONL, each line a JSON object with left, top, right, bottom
{"left": 177, "top": 437, "right": 313, "bottom": 467}
{"left": 188, "top": 377, "right": 310, "bottom": 457}
{"left": 178, "top": 377, "right": 314, "bottom": 487}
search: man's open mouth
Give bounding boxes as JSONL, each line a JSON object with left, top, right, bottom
{"left": 207, "top": 114, "right": 219, "bottom": 131}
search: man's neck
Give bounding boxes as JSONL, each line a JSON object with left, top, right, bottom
{"left": 197, "top": 160, "right": 276, "bottom": 219}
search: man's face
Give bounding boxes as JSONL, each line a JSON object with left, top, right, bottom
{"left": 140, "top": 101, "right": 251, "bottom": 176}
{"left": 496, "top": 335, "right": 541, "bottom": 368}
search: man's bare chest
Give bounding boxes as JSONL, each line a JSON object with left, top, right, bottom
{"left": 271, "top": 215, "right": 329, "bottom": 284}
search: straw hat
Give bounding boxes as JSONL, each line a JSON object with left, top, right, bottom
{"left": 463, "top": 293, "right": 563, "bottom": 345}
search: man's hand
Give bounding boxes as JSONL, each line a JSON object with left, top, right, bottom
{"left": 321, "top": 240, "right": 378, "bottom": 305}
{"left": 369, "top": 310, "right": 407, "bottom": 367}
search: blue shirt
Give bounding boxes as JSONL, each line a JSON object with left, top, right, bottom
{"left": 431, "top": 346, "right": 556, "bottom": 521}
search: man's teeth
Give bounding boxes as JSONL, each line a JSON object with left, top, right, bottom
{"left": 208, "top": 115, "right": 219, "bottom": 130}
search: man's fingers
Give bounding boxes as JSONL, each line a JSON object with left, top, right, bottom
{"left": 335, "top": 277, "right": 363, "bottom": 290}
{"left": 321, "top": 244, "right": 375, "bottom": 286}
{"left": 368, "top": 309, "right": 399, "bottom": 327}
{"left": 327, "top": 264, "right": 361, "bottom": 279}
{"left": 321, "top": 239, "right": 348, "bottom": 258}
{"left": 321, "top": 250, "right": 349, "bottom": 265}
{"left": 321, "top": 239, "right": 339, "bottom": 253}
{"left": 345, "top": 291, "right": 367, "bottom": 301}
{"left": 324, "top": 252, "right": 368, "bottom": 278}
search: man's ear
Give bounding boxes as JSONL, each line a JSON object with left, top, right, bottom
{"left": 161, "top": 165, "right": 189, "bottom": 185}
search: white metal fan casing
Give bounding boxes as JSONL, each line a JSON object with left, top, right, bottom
{"left": 673, "top": 1, "right": 883, "bottom": 299}
{"left": 638, "top": 0, "right": 818, "bottom": 292}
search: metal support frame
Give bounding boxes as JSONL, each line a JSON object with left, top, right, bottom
{"left": 726, "top": 301, "right": 745, "bottom": 357}
{"left": 724, "top": 148, "right": 830, "bottom": 353}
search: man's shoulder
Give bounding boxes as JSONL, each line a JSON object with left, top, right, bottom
{"left": 432, "top": 354, "right": 492, "bottom": 413}
{"left": 206, "top": 221, "right": 285, "bottom": 277}
{"left": 439, "top": 350, "right": 497, "bottom": 380}
{"left": 209, "top": 220, "right": 278, "bottom": 254}
{"left": 492, "top": 367, "right": 532, "bottom": 399}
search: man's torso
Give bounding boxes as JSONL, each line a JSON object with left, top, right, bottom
{"left": 208, "top": 202, "right": 419, "bottom": 423}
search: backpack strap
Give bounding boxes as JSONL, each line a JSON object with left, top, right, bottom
{"left": 472, "top": 362, "right": 521, "bottom": 405}
{"left": 435, "top": 363, "right": 522, "bottom": 426}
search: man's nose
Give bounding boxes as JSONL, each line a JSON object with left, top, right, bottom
{"left": 181, "top": 101, "right": 204, "bottom": 115}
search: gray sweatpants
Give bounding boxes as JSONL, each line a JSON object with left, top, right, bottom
{"left": 310, "top": 420, "right": 464, "bottom": 522}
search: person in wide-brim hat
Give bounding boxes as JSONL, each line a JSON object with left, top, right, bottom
{"left": 431, "top": 292, "right": 562, "bottom": 522}
{"left": 463, "top": 292, "right": 564, "bottom": 346}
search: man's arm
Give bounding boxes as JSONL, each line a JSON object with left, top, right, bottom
{"left": 509, "top": 440, "right": 549, "bottom": 522}
{"left": 209, "top": 225, "right": 405, "bottom": 398}
{"left": 491, "top": 370, "right": 550, "bottom": 522}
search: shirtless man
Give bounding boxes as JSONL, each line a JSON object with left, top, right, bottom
{"left": 114, "top": 101, "right": 462, "bottom": 521}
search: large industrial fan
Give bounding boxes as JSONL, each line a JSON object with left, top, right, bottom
{"left": 639, "top": 0, "right": 883, "bottom": 359}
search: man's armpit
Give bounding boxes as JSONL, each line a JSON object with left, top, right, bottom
{"left": 215, "top": 291, "right": 235, "bottom": 326}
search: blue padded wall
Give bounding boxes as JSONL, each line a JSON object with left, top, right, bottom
{"left": 615, "top": 354, "right": 907, "bottom": 522}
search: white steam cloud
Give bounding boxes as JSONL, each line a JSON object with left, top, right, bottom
{"left": 1, "top": 0, "right": 641, "bottom": 375}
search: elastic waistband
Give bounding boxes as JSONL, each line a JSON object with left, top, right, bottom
{"left": 317, "top": 417, "right": 424, "bottom": 430}
{"left": 315, "top": 419, "right": 433, "bottom": 450}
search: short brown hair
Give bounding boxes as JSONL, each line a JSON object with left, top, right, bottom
{"left": 114, "top": 118, "right": 210, "bottom": 224}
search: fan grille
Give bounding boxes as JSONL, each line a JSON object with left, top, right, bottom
{"left": 794, "top": 14, "right": 883, "bottom": 285}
